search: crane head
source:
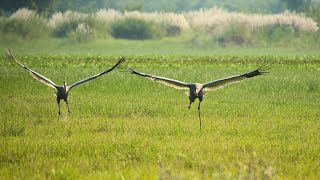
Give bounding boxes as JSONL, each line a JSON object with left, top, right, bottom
{"left": 195, "top": 88, "right": 201, "bottom": 96}
{"left": 63, "top": 80, "right": 68, "bottom": 92}
{"left": 195, "top": 84, "right": 202, "bottom": 96}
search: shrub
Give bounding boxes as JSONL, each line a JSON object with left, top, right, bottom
{"left": 49, "top": 10, "right": 88, "bottom": 38}
{"left": 255, "top": 24, "right": 320, "bottom": 47}
{"left": 257, "top": 25, "right": 295, "bottom": 44}
{"left": 52, "top": 18, "right": 79, "bottom": 37}
{"left": 85, "top": 16, "right": 110, "bottom": 39}
{"left": 164, "top": 24, "right": 182, "bottom": 37}
{"left": 68, "top": 23, "right": 93, "bottom": 43}
{"left": 50, "top": 12, "right": 107, "bottom": 40}
{"left": 0, "top": 18, "right": 49, "bottom": 39}
{"left": 110, "top": 18, "right": 164, "bottom": 39}
{"left": 184, "top": 7, "right": 319, "bottom": 34}
{"left": 0, "top": 8, "right": 49, "bottom": 39}
{"left": 216, "top": 23, "right": 255, "bottom": 46}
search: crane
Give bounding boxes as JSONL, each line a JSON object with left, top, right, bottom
{"left": 4, "top": 48, "right": 126, "bottom": 120}
{"left": 125, "top": 63, "right": 271, "bottom": 129}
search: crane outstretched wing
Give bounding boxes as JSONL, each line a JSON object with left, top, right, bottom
{"left": 68, "top": 56, "right": 126, "bottom": 91}
{"left": 4, "top": 48, "right": 59, "bottom": 89}
{"left": 126, "top": 66, "right": 189, "bottom": 90}
{"left": 202, "top": 63, "right": 271, "bottom": 91}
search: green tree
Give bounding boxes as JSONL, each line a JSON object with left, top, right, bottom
{"left": 124, "top": 2, "right": 144, "bottom": 11}
{"left": 0, "top": 0, "right": 54, "bottom": 14}
{"left": 283, "top": 0, "right": 311, "bottom": 12}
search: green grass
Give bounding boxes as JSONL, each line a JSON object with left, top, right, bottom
{"left": 1, "top": 37, "right": 320, "bottom": 56}
{"left": 0, "top": 54, "right": 320, "bottom": 179}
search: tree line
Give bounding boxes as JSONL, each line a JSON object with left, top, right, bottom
{"left": 0, "top": 0, "right": 315, "bottom": 15}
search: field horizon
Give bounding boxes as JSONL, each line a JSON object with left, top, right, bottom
{"left": 1, "top": 37, "right": 320, "bottom": 57}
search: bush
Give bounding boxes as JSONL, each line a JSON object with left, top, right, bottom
{"left": 51, "top": 15, "right": 108, "bottom": 41}
{"left": 164, "top": 24, "right": 182, "bottom": 37}
{"left": 0, "top": 8, "right": 49, "bottom": 39}
{"left": 68, "top": 23, "right": 93, "bottom": 43}
{"left": 85, "top": 16, "right": 110, "bottom": 39}
{"left": 216, "top": 23, "right": 255, "bottom": 46}
{"left": 52, "top": 17, "right": 81, "bottom": 37}
{"left": 0, "top": 16, "right": 49, "bottom": 39}
{"left": 256, "top": 25, "right": 296, "bottom": 45}
{"left": 110, "top": 18, "right": 164, "bottom": 39}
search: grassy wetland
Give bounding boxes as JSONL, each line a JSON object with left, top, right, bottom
{"left": 0, "top": 53, "right": 320, "bottom": 179}
{"left": 1, "top": 1, "right": 320, "bottom": 178}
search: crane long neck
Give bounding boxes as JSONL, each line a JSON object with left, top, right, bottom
{"left": 195, "top": 88, "right": 201, "bottom": 95}
{"left": 63, "top": 82, "right": 67, "bottom": 93}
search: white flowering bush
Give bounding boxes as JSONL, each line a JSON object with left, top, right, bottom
{"left": 0, "top": 8, "right": 48, "bottom": 39}
{"left": 9, "top": 8, "right": 38, "bottom": 20}
{"left": 184, "top": 7, "right": 318, "bottom": 33}
{"left": 95, "top": 9, "right": 121, "bottom": 24}
{"left": 48, "top": 11, "right": 89, "bottom": 37}
{"left": 0, "top": 7, "right": 319, "bottom": 45}
{"left": 68, "top": 23, "right": 93, "bottom": 43}
{"left": 47, "top": 10, "right": 88, "bottom": 29}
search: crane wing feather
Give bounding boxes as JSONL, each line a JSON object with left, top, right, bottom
{"left": 4, "top": 48, "right": 58, "bottom": 89}
{"left": 203, "top": 75, "right": 246, "bottom": 91}
{"left": 126, "top": 66, "right": 189, "bottom": 90}
{"left": 68, "top": 56, "right": 126, "bottom": 91}
{"left": 203, "top": 63, "right": 271, "bottom": 91}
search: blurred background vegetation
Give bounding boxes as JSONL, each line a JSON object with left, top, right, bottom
{"left": 1, "top": 0, "right": 317, "bottom": 13}
{"left": 0, "top": 0, "right": 319, "bottom": 52}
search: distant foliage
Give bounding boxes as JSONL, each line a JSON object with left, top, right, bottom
{"left": 164, "top": 24, "right": 182, "bottom": 36}
{"left": 110, "top": 18, "right": 164, "bottom": 39}
{"left": 184, "top": 7, "right": 318, "bottom": 33}
{"left": 0, "top": 8, "right": 49, "bottom": 39}
{"left": 48, "top": 10, "right": 87, "bottom": 37}
{"left": 121, "top": 11, "right": 190, "bottom": 36}
{"left": 48, "top": 11, "right": 106, "bottom": 41}
{"left": 52, "top": 18, "right": 79, "bottom": 37}
{"left": 93, "top": 9, "right": 189, "bottom": 37}
{"left": 216, "top": 23, "right": 255, "bottom": 46}
{"left": 68, "top": 23, "right": 93, "bottom": 43}
{"left": 0, "top": 7, "right": 319, "bottom": 46}
{"left": 95, "top": 9, "right": 121, "bottom": 24}
{"left": 258, "top": 25, "right": 295, "bottom": 43}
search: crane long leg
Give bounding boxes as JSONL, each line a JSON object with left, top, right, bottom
{"left": 198, "top": 101, "right": 202, "bottom": 129}
{"left": 57, "top": 99, "right": 61, "bottom": 120}
{"left": 188, "top": 101, "right": 193, "bottom": 109}
{"left": 65, "top": 99, "right": 71, "bottom": 115}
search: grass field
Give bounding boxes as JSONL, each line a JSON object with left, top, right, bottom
{"left": 1, "top": 37, "right": 320, "bottom": 56}
{"left": 0, "top": 52, "right": 320, "bottom": 179}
